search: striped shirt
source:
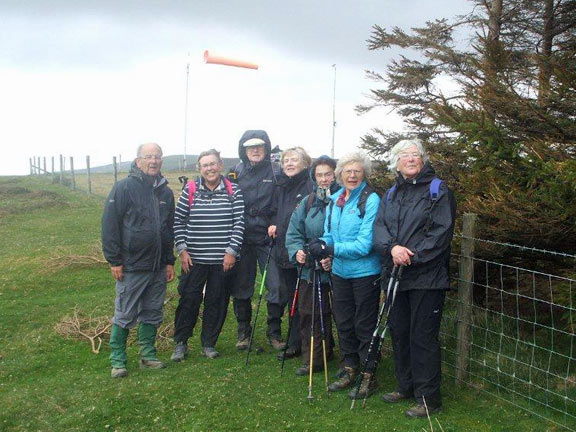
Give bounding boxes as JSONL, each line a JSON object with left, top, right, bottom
{"left": 174, "top": 177, "right": 245, "bottom": 264}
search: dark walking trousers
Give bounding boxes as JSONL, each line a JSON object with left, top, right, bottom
{"left": 331, "top": 274, "right": 380, "bottom": 369}
{"left": 271, "top": 267, "right": 302, "bottom": 350}
{"left": 173, "top": 263, "right": 231, "bottom": 348}
{"left": 389, "top": 289, "right": 446, "bottom": 407}
{"left": 298, "top": 278, "right": 333, "bottom": 367}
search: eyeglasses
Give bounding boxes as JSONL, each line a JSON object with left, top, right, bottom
{"left": 342, "top": 169, "right": 362, "bottom": 176}
{"left": 141, "top": 155, "right": 162, "bottom": 161}
{"left": 398, "top": 152, "right": 422, "bottom": 160}
{"left": 199, "top": 161, "right": 220, "bottom": 170}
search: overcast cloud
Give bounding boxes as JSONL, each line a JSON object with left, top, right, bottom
{"left": 0, "top": 1, "right": 472, "bottom": 175}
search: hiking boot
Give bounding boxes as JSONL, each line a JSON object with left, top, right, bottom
{"left": 295, "top": 364, "right": 323, "bottom": 376}
{"left": 276, "top": 347, "right": 301, "bottom": 361}
{"left": 201, "top": 347, "right": 220, "bottom": 359}
{"left": 327, "top": 366, "right": 358, "bottom": 392}
{"left": 405, "top": 403, "right": 442, "bottom": 418}
{"left": 140, "top": 359, "right": 166, "bottom": 369}
{"left": 268, "top": 337, "right": 286, "bottom": 351}
{"left": 171, "top": 342, "right": 189, "bottom": 362}
{"left": 110, "top": 367, "right": 128, "bottom": 378}
{"left": 348, "top": 373, "right": 378, "bottom": 400}
{"left": 235, "top": 336, "right": 250, "bottom": 351}
{"left": 381, "top": 391, "right": 412, "bottom": 403}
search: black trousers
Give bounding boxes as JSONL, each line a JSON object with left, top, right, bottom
{"left": 331, "top": 274, "right": 380, "bottom": 369}
{"left": 267, "top": 267, "right": 301, "bottom": 350}
{"left": 389, "top": 289, "right": 445, "bottom": 407}
{"left": 298, "top": 278, "right": 333, "bottom": 367}
{"left": 173, "top": 264, "right": 231, "bottom": 348}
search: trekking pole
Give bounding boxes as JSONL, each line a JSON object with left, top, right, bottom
{"left": 361, "top": 265, "right": 403, "bottom": 408}
{"left": 350, "top": 265, "right": 400, "bottom": 410}
{"left": 315, "top": 260, "right": 330, "bottom": 393}
{"left": 245, "top": 240, "right": 274, "bottom": 366}
{"left": 307, "top": 265, "right": 317, "bottom": 402}
{"left": 281, "top": 264, "right": 304, "bottom": 375}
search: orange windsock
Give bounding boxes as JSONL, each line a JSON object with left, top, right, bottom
{"left": 203, "top": 50, "right": 259, "bottom": 70}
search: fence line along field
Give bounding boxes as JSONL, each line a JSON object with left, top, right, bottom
{"left": 1, "top": 172, "right": 574, "bottom": 431}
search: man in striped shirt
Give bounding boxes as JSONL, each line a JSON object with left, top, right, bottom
{"left": 171, "top": 149, "right": 245, "bottom": 360}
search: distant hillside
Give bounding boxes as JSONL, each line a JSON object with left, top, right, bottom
{"left": 79, "top": 155, "right": 242, "bottom": 174}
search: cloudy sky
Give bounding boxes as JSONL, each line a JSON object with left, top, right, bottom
{"left": 0, "top": 0, "right": 471, "bottom": 175}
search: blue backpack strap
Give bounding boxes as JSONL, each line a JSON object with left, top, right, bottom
{"left": 429, "top": 177, "right": 442, "bottom": 201}
{"left": 386, "top": 184, "right": 397, "bottom": 202}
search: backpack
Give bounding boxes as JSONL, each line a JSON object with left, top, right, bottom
{"left": 326, "top": 184, "right": 379, "bottom": 233}
{"left": 386, "top": 177, "right": 444, "bottom": 234}
{"left": 386, "top": 177, "right": 443, "bottom": 203}
{"left": 185, "top": 177, "right": 234, "bottom": 207}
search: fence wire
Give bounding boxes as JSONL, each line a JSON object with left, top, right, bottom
{"left": 441, "top": 236, "right": 576, "bottom": 431}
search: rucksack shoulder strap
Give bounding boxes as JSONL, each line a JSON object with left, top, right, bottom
{"left": 358, "top": 185, "right": 378, "bottom": 218}
{"left": 187, "top": 180, "right": 197, "bottom": 207}
{"left": 429, "top": 177, "right": 443, "bottom": 201}
{"left": 386, "top": 184, "right": 397, "bottom": 202}
{"left": 223, "top": 177, "right": 234, "bottom": 196}
{"left": 305, "top": 192, "right": 316, "bottom": 215}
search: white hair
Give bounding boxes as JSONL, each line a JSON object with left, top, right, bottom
{"left": 334, "top": 151, "right": 372, "bottom": 185}
{"left": 137, "top": 142, "right": 162, "bottom": 158}
{"left": 388, "top": 139, "right": 429, "bottom": 170}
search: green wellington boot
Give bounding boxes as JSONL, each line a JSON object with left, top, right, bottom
{"left": 109, "top": 324, "right": 129, "bottom": 378}
{"left": 138, "top": 323, "right": 166, "bottom": 369}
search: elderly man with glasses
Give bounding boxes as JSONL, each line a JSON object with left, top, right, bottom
{"left": 102, "top": 143, "right": 176, "bottom": 378}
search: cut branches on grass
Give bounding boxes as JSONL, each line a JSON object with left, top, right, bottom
{"left": 54, "top": 307, "right": 111, "bottom": 354}
{"left": 44, "top": 243, "right": 108, "bottom": 272}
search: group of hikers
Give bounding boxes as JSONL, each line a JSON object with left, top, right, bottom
{"left": 101, "top": 129, "right": 456, "bottom": 418}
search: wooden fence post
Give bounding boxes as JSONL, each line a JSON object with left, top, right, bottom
{"left": 29, "top": 158, "right": 33, "bottom": 176}
{"left": 59, "top": 154, "right": 64, "bottom": 186}
{"left": 456, "top": 213, "right": 477, "bottom": 387}
{"left": 51, "top": 156, "right": 55, "bottom": 182}
{"left": 70, "top": 156, "right": 76, "bottom": 190}
{"left": 113, "top": 156, "right": 118, "bottom": 184}
{"left": 43, "top": 157, "right": 47, "bottom": 175}
{"left": 86, "top": 156, "right": 92, "bottom": 194}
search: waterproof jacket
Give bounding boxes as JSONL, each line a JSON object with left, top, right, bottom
{"left": 372, "top": 162, "right": 456, "bottom": 291}
{"left": 234, "top": 130, "right": 281, "bottom": 245}
{"left": 271, "top": 169, "right": 314, "bottom": 269}
{"left": 322, "top": 181, "right": 381, "bottom": 279}
{"left": 102, "top": 162, "right": 175, "bottom": 272}
{"left": 285, "top": 183, "right": 338, "bottom": 283}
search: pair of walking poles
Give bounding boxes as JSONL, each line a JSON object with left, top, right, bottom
{"left": 279, "top": 260, "right": 331, "bottom": 402}
{"left": 350, "top": 264, "right": 403, "bottom": 409}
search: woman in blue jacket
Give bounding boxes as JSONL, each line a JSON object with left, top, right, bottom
{"left": 308, "top": 151, "right": 381, "bottom": 400}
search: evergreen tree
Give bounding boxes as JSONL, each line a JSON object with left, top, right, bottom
{"left": 360, "top": 0, "right": 576, "bottom": 252}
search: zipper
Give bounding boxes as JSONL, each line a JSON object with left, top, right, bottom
{"left": 151, "top": 185, "right": 162, "bottom": 272}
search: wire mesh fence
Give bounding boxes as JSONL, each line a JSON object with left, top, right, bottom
{"left": 440, "top": 225, "right": 576, "bottom": 431}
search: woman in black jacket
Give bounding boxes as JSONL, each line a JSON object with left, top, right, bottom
{"left": 268, "top": 146, "right": 314, "bottom": 360}
{"left": 373, "top": 139, "right": 456, "bottom": 418}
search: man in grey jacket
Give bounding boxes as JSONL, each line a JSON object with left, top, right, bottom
{"left": 102, "top": 143, "right": 175, "bottom": 378}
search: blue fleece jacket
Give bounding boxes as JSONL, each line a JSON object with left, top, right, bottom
{"left": 322, "top": 181, "right": 381, "bottom": 279}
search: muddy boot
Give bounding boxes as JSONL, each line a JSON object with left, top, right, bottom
{"left": 327, "top": 366, "right": 358, "bottom": 392}
{"left": 348, "top": 372, "right": 378, "bottom": 400}
{"left": 109, "top": 324, "right": 129, "bottom": 378}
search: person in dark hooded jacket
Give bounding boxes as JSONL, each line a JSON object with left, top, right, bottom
{"left": 285, "top": 155, "right": 339, "bottom": 375}
{"left": 101, "top": 143, "right": 175, "bottom": 378}
{"left": 268, "top": 147, "right": 314, "bottom": 360}
{"left": 373, "top": 138, "right": 456, "bottom": 418}
{"left": 228, "top": 130, "right": 284, "bottom": 351}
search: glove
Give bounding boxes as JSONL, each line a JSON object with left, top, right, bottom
{"left": 308, "top": 239, "right": 334, "bottom": 260}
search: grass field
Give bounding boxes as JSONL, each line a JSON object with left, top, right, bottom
{"left": 0, "top": 176, "right": 567, "bottom": 431}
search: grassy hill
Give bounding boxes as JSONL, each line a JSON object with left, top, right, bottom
{"left": 0, "top": 176, "right": 561, "bottom": 431}
{"left": 81, "top": 155, "right": 241, "bottom": 174}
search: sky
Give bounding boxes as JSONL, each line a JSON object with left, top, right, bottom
{"left": 0, "top": 0, "right": 472, "bottom": 175}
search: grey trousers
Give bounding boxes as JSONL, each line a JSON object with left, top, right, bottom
{"left": 112, "top": 269, "right": 167, "bottom": 329}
